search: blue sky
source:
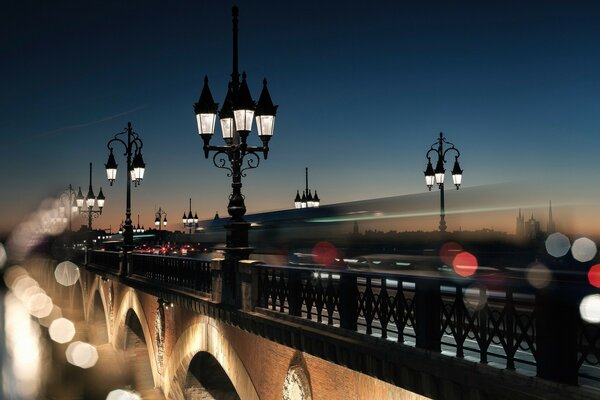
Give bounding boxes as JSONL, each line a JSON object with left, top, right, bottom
{"left": 1, "top": 1, "right": 599, "bottom": 234}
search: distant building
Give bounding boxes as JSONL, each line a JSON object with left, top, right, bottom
{"left": 516, "top": 209, "right": 525, "bottom": 237}
{"left": 547, "top": 200, "right": 556, "bottom": 233}
{"left": 525, "top": 214, "right": 540, "bottom": 239}
{"left": 516, "top": 201, "right": 555, "bottom": 240}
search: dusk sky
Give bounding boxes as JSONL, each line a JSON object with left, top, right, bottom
{"left": 1, "top": 1, "right": 600, "bottom": 235}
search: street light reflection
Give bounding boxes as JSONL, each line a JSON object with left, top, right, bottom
{"left": 54, "top": 260, "right": 80, "bottom": 286}
{"left": 571, "top": 237, "right": 597, "bottom": 262}
{"left": 526, "top": 263, "right": 552, "bottom": 289}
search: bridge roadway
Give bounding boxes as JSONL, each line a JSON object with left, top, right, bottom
{"left": 28, "top": 249, "right": 600, "bottom": 399}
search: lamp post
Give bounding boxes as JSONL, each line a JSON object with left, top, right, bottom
{"left": 294, "top": 167, "right": 320, "bottom": 209}
{"left": 424, "top": 132, "right": 463, "bottom": 233}
{"left": 193, "top": 6, "right": 277, "bottom": 305}
{"left": 76, "top": 163, "right": 105, "bottom": 231}
{"left": 154, "top": 207, "right": 168, "bottom": 230}
{"left": 58, "top": 184, "right": 78, "bottom": 232}
{"left": 105, "top": 122, "right": 146, "bottom": 263}
{"left": 182, "top": 198, "right": 199, "bottom": 235}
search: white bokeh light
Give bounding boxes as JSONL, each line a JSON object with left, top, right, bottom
{"left": 545, "top": 232, "right": 571, "bottom": 258}
{"left": 66, "top": 341, "right": 98, "bottom": 369}
{"left": 580, "top": 294, "right": 600, "bottom": 324}
{"left": 0, "top": 242, "right": 7, "bottom": 269}
{"left": 571, "top": 237, "right": 597, "bottom": 263}
{"left": 27, "top": 292, "right": 53, "bottom": 318}
{"left": 54, "top": 261, "right": 80, "bottom": 286}
{"left": 49, "top": 318, "right": 76, "bottom": 344}
{"left": 39, "top": 305, "right": 63, "bottom": 327}
{"left": 463, "top": 285, "right": 488, "bottom": 310}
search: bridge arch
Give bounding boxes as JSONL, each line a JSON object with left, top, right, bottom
{"left": 84, "top": 277, "right": 111, "bottom": 342}
{"left": 112, "top": 289, "right": 160, "bottom": 389}
{"left": 163, "top": 316, "right": 259, "bottom": 400}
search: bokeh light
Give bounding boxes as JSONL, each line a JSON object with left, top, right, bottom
{"left": 526, "top": 263, "right": 552, "bottom": 289}
{"left": 0, "top": 242, "right": 7, "bottom": 269}
{"left": 49, "top": 318, "right": 76, "bottom": 343}
{"left": 571, "top": 237, "right": 597, "bottom": 262}
{"left": 27, "top": 292, "right": 53, "bottom": 318}
{"left": 545, "top": 232, "right": 570, "bottom": 258}
{"left": 588, "top": 264, "right": 600, "bottom": 288}
{"left": 463, "top": 284, "right": 488, "bottom": 310}
{"left": 452, "top": 251, "right": 478, "bottom": 277}
{"left": 440, "top": 242, "right": 462, "bottom": 265}
{"left": 312, "top": 241, "right": 338, "bottom": 266}
{"left": 39, "top": 305, "right": 63, "bottom": 327}
{"left": 66, "top": 341, "right": 99, "bottom": 369}
{"left": 54, "top": 261, "right": 80, "bottom": 286}
{"left": 579, "top": 294, "right": 600, "bottom": 324}
{"left": 3, "top": 264, "right": 27, "bottom": 288}
{"left": 106, "top": 389, "right": 142, "bottom": 400}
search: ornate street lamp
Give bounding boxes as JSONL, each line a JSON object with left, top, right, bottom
{"left": 182, "top": 198, "right": 198, "bottom": 235}
{"left": 424, "top": 132, "right": 463, "bottom": 233}
{"left": 294, "top": 168, "right": 320, "bottom": 209}
{"left": 154, "top": 207, "right": 168, "bottom": 230}
{"left": 193, "top": 6, "right": 277, "bottom": 305}
{"left": 77, "top": 163, "right": 105, "bottom": 231}
{"left": 105, "top": 122, "right": 145, "bottom": 260}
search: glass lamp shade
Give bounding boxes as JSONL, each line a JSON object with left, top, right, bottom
{"left": 193, "top": 213, "right": 199, "bottom": 224}
{"left": 197, "top": 113, "right": 217, "bottom": 136}
{"left": 255, "top": 115, "right": 275, "bottom": 137}
{"left": 424, "top": 160, "right": 435, "bottom": 189}
{"left": 154, "top": 218, "right": 160, "bottom": 227}
{"left": 313, "top": 191, "right": 320, "bottom": 208}
{"left": 306, "top": 190, "right": 314, "bottom": 208}
{"left": 451, "top": 159, "right": 463, "bottom": 188}
{"left": 86, "top": 197, "right": 95, "bottom": 208}
{"left": 163, "top": 219, "right": 167, "bottom": 226}
{"left": 255, "top": 79, "right": 278, "bottom": 138}
{"left": 220, "top": 117, "right": 234, "bottom": 141}
{"left": 76, "top": 187, "right": 85, "bottom": 208}
{"left": 434, "top": 158, "right": 445, "bottom": 184}
{"left": 105, "top": 150, "right": 118, "bottom": 184}
{"left": 97, "top": 188, "right": 105, "bottom": 209}
{"left": 234, "top": 109, "right": 254, "bottom": 132}
{"left": 233, "top": 72, "right": 256, "bottom": 132}
{"left": 131, "top": 152, "right": 146, "bottom": 182}
{"left": 194, "top": 76, "right": 219, "bottom": 137}
{"left": 294, "top": 190, "right": 302, "bottom": 209}
{"left": 182, "top": 213, "right": 187, "bottom": 224}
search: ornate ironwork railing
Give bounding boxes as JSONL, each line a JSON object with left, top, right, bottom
{"left": 87, "top": 250, "right": 121, "bottom": 273}
{"left": 131, "top": 253, "right": 211, "bottom": 295}
{"left": 255, "top": 264, "right": 597, "bottom": 384}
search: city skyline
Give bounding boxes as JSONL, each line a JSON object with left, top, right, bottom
{"left": 2, "top": 1, "right": 600, "bottom": 235}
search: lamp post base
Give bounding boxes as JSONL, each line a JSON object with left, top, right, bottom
{"left": 223, "top": 220, "right": 253, "bottom": 307}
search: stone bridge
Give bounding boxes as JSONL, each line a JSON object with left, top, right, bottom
{"left": 22, "top": 250, "right": 600, "bottom": 400}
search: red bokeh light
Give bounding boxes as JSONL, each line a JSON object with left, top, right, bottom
{"left": 440, "top": 242, "right": 463, "bottom": 265}
{"left": 452, "top": 251, "right": 478, "bottom": 277}
{"left": 588, "top": 264, "right": 600, "bottom": 288}
{"left": 312, "top": 241, "right": 338, "bottom": 266}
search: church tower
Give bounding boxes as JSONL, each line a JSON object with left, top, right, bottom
{"left": 516, "top": 208, "right": 525, "bottom": 238}
{"left": 547, "top": 200, "right": 556, "bottom": 233}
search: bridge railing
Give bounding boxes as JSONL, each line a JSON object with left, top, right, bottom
{"left": 254, "top": 263, "right": 599, "bottom": 385}
{"left": 87, "top": 250, "right": 121, "bottom": 274}
{"left": 131, "top": 253, "right": 212, "bottom": 295}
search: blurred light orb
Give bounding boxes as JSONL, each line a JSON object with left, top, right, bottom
{"left": 27, "top": 292, "right": 53, "bottom": 318}
{"left": 463, "top": 284, "right": 488, "bottom": 310}
{"left": 579, "top": 294, "right": 600, "bottom": 324}
{"left": 12, "top": 276, "right": 39, "bottom": 301}
{"left": 39, "top": 305, "right": 63, "bottom": 327}
{"left": 106, "top": 389, "right": 142, "bottom": 400}
{"left": 588, "top": 264, "right": 600, "bottom": 289}
{"left": 54, "top": 261, "right": 80, "bottom": 286}
{"left": 3, "top": 265, "right": 27, "bottom": 288}
{"left": 545, "top": 232, "right": 570, "bottom": 258}
{"left": 526, "top": 263, "right": 552, "bottom": 289}
{"left": 66, "top": 341, "right": 98, "bottom": 369}
{"left": 49, "top": 318, "right": 76, "bottom": 344}
{"left": 452, "top": 251, "right": 478, "bottom": 277}
{"left": 312, "top": 241, "right": 338, "bottom": 266}
{"left": 0, "top": 242, "right": 7, "bottom": 269}
{"left": 571, "top": 237, "right": 597, "bottom": 262}
{"left": 440, "top": 242, "right": 463, "bottom": 266}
